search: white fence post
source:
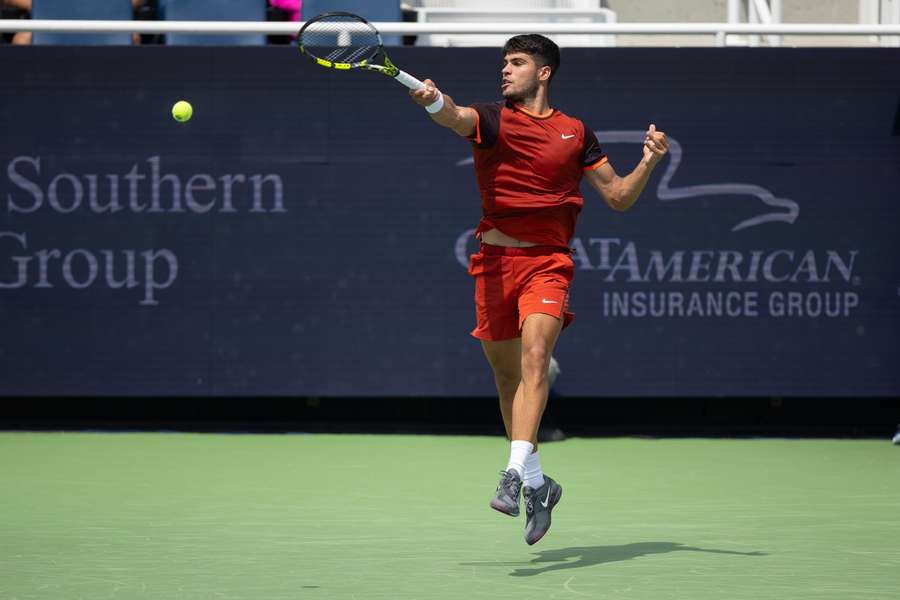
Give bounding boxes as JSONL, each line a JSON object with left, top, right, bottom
{"left": 748, "top": 0, "right": 760, "bottom": 47}
{"left": 729, "top": 0, "right": 780, "bottom": 46}
{"left": 727, "top": 0, "right": 743, "bottom": 46}
{"left": 769, "top": 0, "right": 783, "bottom": 46}
{"left": 885, "top": 0, "right": 900, "bottom": 46}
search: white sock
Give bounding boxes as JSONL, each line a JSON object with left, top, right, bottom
{"left": 524, "top": 451, "right": 545, "bottom": 489}
{"left": 506, "top": 440, "right": 533, "bottom": 478}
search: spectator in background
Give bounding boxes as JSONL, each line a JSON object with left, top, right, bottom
{"left": 269, "top": 0, "right": 300, "bottom": 22}
{"left": 2, "top": 0, "right": 31, "bottom": 45}
{"left": 2, "top": 0, "right": 147, "bottom": 45}
{"left": 267, "top": 0, "right": 300, "bottom": 45}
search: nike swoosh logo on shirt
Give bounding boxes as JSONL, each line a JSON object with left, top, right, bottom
{"left": 561, "top": 134, "right": 576, "bottom": 139}
{"left": 541, "top": 299, "right": 558, "bottom": 304}
{"left": 540, "top": 488, "right": 552, "bottom": 508}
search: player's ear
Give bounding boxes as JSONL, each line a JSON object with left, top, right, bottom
{"left": 538, "top": 65, "right": 552, "bottom": 82}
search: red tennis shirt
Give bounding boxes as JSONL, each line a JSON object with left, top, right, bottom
{"left": 468, "top": 101, "right": 608, "bottom": 247}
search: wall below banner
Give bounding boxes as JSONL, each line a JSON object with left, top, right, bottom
{"left": 1, "top": 47, "right": 898, "bottom": 398}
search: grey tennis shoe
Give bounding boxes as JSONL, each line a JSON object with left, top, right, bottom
{"left": 490, "top": 469, "right": 523, "bottom": 517}
{"left": 523, "top": 475, "right": 563, "bottom": 545}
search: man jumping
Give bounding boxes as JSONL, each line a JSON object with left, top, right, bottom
{"left": 410, "top": 34, "right": 669, "bottom": 545}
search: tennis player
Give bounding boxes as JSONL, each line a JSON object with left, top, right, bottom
{"left": 410, "top": 34, "right": 668, "bottom": 545}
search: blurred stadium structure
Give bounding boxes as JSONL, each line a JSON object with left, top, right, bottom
{"left": 0, "top": 0, "right": 898, "bottom": 47}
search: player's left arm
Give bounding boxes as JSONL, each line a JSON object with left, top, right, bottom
{"left": 585, "top": 124, "right": 669, "bottom": 212}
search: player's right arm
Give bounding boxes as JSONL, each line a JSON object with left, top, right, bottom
{"left": 409, "top": 79, "right": 478, "bottom": 138}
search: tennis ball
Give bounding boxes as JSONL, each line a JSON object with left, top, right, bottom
{"left": 172, "top": 100, "right": 193, "bottom": 123}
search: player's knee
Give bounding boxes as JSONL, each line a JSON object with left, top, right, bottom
{"left": 492, "top": 366, "right": 520, "bottom": 389}
{"left": 520, "top": 345, "right": 550, "bottom": 382}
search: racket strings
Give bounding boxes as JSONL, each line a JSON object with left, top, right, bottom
{"left": 300, "top": 15, "right": 381, "bottom": 65}
{"left": 343, "top": 45, "right": 376, "bottom": 63}
{"left": 324, "top": 47, "right": 347, "bottom": 61}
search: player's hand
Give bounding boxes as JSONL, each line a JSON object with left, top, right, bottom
{"left": 642, "top": 124, "right": 669, "bottom": 165}
{"left": 410, "top": 78, "right": 442, "bottom": 107}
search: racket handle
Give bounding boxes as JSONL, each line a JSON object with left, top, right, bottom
{"left": 394, "top": 70, "right": 425, "bottom": 90}
{"left": 395, "top": 69, "right": 444, "bottom": 113}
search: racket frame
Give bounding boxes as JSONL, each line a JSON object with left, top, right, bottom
{"left": 298, "top": 11, "right": 425, "bottom": 90}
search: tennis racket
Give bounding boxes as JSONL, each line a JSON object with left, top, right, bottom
{"left": 297, "top": 12, "right": 443, "bottom": 111}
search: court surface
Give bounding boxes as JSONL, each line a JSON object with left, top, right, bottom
{"left": 2, "top": 433, "right": 898, "bottom": 600}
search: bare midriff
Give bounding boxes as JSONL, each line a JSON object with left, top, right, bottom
{"left": 480, "top": 228, "right": 539, "bottom": 247}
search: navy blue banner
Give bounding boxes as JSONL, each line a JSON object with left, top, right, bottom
{"left": 1, "top": 47, "right": 898, "bottom": 397}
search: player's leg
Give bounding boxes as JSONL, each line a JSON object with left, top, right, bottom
{"left": 486, "top": 313, "right": 563, "bottom": 521}
{"left": 482, "top": 337, "right": 528, "bottom": 516}
{"left": 480, "top": 337, "right": 522, "bottom": 439}
{"left": 513, "top": 252, "right": 572, "bottom": 544}
{"left": 514, "top": 312, "right": 565, "bottom": 544}
{"left": 512, "top": 312, "right": 562, "bottom": 444}
{"left": 470, "top": 248, "right": 532, "bottom": 516}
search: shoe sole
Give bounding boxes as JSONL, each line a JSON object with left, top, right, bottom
{"left": 525, "top": 485, "right": 563, "bottom": 545}
{"left": 490, "top": 497, "right": 519, "bottom": 517}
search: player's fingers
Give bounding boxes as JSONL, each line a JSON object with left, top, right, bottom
{"left": 410, "top": 87, "right": 437, "bottom": 104}
{"left": 412, "top": 79, "right": 438, "bottom": 99}
{"left": 645, "top": 140, "right": 664, "bottom": 155}
{"left": 647, "top": 131, "right": 666, "bottom": 145}
{"left": 649, "top": 123, "right": 656, "bottom": 134}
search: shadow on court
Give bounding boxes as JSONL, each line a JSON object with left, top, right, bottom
{"left": 462, "top": 542, "right": 767, "bottom": 577}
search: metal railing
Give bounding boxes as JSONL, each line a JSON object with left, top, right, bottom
{"left": 412, "top": 7, "right": 617, "bottom": 47}
{"left": 2, "top": 20, "right": 900, "bottom": 46}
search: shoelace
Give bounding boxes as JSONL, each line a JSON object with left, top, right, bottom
{"left": 498, "top": 471, "right": 522, "bottom": 496}
{"left": 524, "top": 486, "right": 542, "bottom": 514}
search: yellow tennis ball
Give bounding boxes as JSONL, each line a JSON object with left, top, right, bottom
{"left": 172, "top": 100, "right": 193, "bottom": 123}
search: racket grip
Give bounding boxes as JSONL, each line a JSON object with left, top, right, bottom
{"left": 394, "top": 70, "right": 425, "bottom": 90}
{"left": 395, "top": 70, "right": 444, "bottom": 113}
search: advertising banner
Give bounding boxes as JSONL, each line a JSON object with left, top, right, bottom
{"left": 1, "top": 47, "right": 898, "bottom": 396}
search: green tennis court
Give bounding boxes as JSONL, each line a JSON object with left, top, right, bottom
{"left": 2, "top": 433, "right": 898, "bottom": 599}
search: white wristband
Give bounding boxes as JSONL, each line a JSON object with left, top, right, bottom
{"left": 425, "top": 92, "right": 445, "bottom": 114}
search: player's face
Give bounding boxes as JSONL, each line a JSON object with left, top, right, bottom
{"left": 501, "top": 52, "right": 548, "bottom": 101}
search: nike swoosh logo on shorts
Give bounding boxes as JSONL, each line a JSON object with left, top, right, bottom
{"left": 561, "top": 134, "right": 575, "bottom": 139}
{"left": 541, "top": 488, "right": 552, "bottom": 508}
{"left": 541, "top": 299, "right": 558, "bottom": 304}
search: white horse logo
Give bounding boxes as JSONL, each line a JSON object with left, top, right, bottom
{"left": 456, "top": 131, "right": 800, "bottom": 232}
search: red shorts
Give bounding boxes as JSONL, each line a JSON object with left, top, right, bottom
{"left": 468, "top": 243, "right": 575, "bottom": 341}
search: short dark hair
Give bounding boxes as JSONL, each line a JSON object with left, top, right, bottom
{"left": 502, "top": 34, "right": 561, "bottom": 81}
